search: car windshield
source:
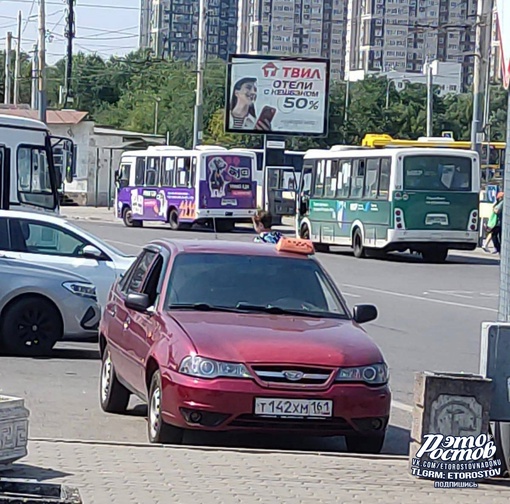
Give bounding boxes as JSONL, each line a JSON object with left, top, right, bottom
{"left": 403, "top": 155, "right": 472, "bottom": 191}
{"left": 166, "top": 253, "right": 348, "bottom": 319}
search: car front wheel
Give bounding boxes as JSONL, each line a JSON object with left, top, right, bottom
{"left": 345, "top": 433, "right": 385, "bottom": 454}
{"left": 148, "top": 370, "right": 184, "bottom": 444}
{"left": 100, "top": 348, "right": 130, "bottom": 413}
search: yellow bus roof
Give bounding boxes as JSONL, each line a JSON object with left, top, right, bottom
{"left": 361, "top": 133, "right": 505, "bottom": 149}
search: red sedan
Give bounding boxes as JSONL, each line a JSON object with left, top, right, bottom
{"left": 99, "top": 238, "right": 391, "bottom": 453}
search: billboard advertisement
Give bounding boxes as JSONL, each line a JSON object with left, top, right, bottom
{"left": 496, "top": 0, "right": 510, "bottom": 89}
{"left": 225, "top": 54, "right": 330, "bottom": 136}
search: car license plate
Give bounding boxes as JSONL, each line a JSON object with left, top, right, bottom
{"left": 254, "top": 398, "right": 333, "bottom": 418}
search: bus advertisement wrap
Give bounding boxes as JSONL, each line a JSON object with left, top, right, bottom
{"left": 225, "top": 54, "right": 330, "bottom": 136}
{"left": 201, "top": 154, "right": 256, "bottom": 209}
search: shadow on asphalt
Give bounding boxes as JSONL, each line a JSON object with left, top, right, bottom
{"left": 1, "top": 463, "right": 72, "bottom": 481}
{"left": 326, "top": 248, "right": 499, "bottom": 266}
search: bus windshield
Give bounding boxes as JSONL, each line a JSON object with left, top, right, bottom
{"left": 403, "top": 155, "right": 472, "bottom": 192}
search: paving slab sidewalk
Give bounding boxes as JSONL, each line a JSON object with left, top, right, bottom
{"left": 2, "top": 439, "right": 509, "bottom": 504}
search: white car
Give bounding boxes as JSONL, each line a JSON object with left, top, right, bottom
{"left": 0, "top": 210, "right": 136, "bottom": 308}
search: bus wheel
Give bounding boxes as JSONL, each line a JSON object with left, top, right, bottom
{"left": 352, "top": 229, "right": 366, "bottom": 258}
{"left": 422, "top": 247, "right": 448, "bottom": 263}
{"left": 300, "top": 223, "right": 310, "bottom": 239}
{"left": 168, "top": 209, "right": 180, "bottom": 230}
{"left": 123, "top": 208, "right": 142, "bottom": 228}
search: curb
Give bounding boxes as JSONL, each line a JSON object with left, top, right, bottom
{"left": 28, "top": 437, "right": 408, "bottom": 461}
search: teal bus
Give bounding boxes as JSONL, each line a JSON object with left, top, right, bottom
{"left": 296, "top": 146, "right": 480, "bottom": 262}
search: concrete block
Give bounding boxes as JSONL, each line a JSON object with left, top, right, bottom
{"left": 0, "top": 396, "right": 29, "bottom": 470}
{"left": 409, "top": 371, "right": 492, "bottom": 470}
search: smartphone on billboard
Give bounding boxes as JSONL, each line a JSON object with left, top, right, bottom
{"left": 255, "top": 106, "right": 276, "bottom": 130}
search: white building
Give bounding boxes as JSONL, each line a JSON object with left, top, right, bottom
{"left": 348, "top": 60, "right": 463, "bottom": 97}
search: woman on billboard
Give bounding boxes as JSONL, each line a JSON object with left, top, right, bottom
{"left": 229, "top": 77, "right": 273, "bottom": 132}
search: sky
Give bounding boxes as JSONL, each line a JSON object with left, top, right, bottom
{"left": 0, "top": 0, "right": 140, "bottom": 64}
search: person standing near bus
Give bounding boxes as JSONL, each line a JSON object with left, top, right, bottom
{"left": 485, "top": 192, "right": 504, "bottom": 254}
{"left": 252, "top": 210, "right": 283, "bottom": 243}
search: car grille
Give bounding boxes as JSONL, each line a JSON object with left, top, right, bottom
{"left": 251, "top": 365, "right": 334, "bottom": 385}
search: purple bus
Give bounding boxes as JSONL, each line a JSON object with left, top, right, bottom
{"left": 114, "top": 146, "right": 258, "bottom": 231}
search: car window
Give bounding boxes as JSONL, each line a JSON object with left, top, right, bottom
{"left": 9, "top": 219, "right": 89, "bottom": 257}
{"left": 0, "top": 218, "right": 9, "bottom": 250}
{"left": 166, "top": 253, "right": 347, "bottom": 318}
{"left": 142, "top": 255, "right": 164, "bottom": 306}
{"left": 125, "top": 250, "right": 157, "bottom": 293}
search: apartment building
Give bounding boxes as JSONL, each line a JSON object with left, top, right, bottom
{"left": 236, "top": 0, "right": 349, "bottom": 80}
{"left": 139, "top": 0, "right": 238, "bottom": 61}
{"left": 345, "top": 0, "right": 478, "bottom": 91}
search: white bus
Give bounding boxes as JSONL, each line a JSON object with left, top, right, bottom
{"left": 114, "top": 145, "right": 257, "bottom": 231}
{"left": 0, "top": 114, "right": 75, "bottom": 213}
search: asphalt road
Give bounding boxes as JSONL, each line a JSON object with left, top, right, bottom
{"left": 0, "top": 219, "right": 500, "bottom": 456}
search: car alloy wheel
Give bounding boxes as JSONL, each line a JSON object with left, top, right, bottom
{"left": 99, "top": 348, "right": 130, "bottom": 413}
{"left": 148, "top": 371, "right": 184, "bottom": 444}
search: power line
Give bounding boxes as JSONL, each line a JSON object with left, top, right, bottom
{"left": 0, "top": 0, "right": 142, "bottom": 10}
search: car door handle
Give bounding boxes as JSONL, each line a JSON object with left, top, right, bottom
{"left": 108, "top": 306, "right": 117, "bottom": 316}
{"left": 123, "top": 316, "right": 131, "bottom": 329}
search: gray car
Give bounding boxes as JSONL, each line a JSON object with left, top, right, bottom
{"left": 0, "top": 257, "right": 101, "bottom": 355}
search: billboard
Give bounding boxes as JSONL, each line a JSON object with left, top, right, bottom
{"left": 496, "top": 0, "right": 510, "bottom": 89}
{"left": 225, "top": 54, "right": 330, "bottom": 136}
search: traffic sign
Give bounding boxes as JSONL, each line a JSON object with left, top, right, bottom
{"left": 496, "top": 0, "right": 510, "bottom": 89}
{"left": 441, "top": 131, "right": 454, "bottom": 139}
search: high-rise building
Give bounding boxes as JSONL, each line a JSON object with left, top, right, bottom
{"left": 237, "top": 0, "right": 349, "bottom": 80}
{"left": 139, "top": 0, "right": 238, "bottom": 61}
{"left": 345, "top": 0, "right": 478, "bottom": 91}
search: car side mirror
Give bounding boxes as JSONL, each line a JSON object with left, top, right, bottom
{"left": 352, "top": 304, "right": 378, "bottom": 324}
{"left": 125, "top": 292, "right": 151, "bottom": 312}
{"left": 82, "top": 244, "right": 104, "bottom": 260}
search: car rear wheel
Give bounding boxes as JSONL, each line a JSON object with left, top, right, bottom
{"left": 100, "top": 348, "right": 130, "bottom": 413}
{"left": 148, "top": 371, "right": 184, "bottom": 444}
{"left": 0, "top": 296, "right": 62, "bottom": 356}
{"left": 345, "top": 433, "right": 385, "bottom": 454}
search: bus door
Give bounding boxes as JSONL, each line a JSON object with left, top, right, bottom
{"left": 142, "top": 156, "right": 163, "bottom": 221}
{"left": 0, "top": 145, "right": 9, "bottom": 210}
{"left": 297, "top": 161, "right": 313, "bottom": 219}
{"left": 265, "top": 166, "right": 297, "bottom": 222}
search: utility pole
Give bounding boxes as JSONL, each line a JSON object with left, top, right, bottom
{"left": 4, "top": 32, "right": 12, "bottom": 105}
{"left": 64, "top": 0, "right": 75, "bottom": 106}
{"left": 471, "top": 0, "right": 493, "bottom": 155}
{"left": 38, "top": 0, "right": 47, "bottom": 123}
{"left": 154, "top": 97, "right": 160, "bottom": 135}
{"left": 344, "top": 79, "right": 350, "bottom": 122}
{"left": 426, "top": 60, "right": 433, "bottom": 137}
{"left": 192, "top": 0, "right": 206, "bottom": 148}
{"left": 13, "top": 11, "right": 22, "bottom": 106}
{"left": 31, "top": 44, "right": 39, "bottom": 110}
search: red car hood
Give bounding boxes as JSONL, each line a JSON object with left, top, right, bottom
{"left": 168, "top": 311, "right": 384, "bottom": 367}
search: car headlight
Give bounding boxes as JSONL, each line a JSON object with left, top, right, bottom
{"left": 179, "top": 355, "right": 252, "bottom": 379}
{"left": 335, "top": 363, "right": 389, "bottom": 385}
{"left": 62, "top": 281, "right": 97, "bottom": 300}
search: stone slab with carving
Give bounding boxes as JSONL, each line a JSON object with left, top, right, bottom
{"left": 0, "top": 395, "right": 29, "bottom": 470}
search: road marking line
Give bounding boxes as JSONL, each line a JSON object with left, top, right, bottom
{"left": 426, "top": 290, "right": 474, "bottom": 299}
{"left": 343, "top": 284, "right": 497, "bottom": 313}
{"left": 105, "top": 239, "right": 143, "bottom": 250}
{"left": 342, "top": 292, "right": 361, "bottom": 298}
{"left": 392, "top": 401, "right": 413, "bottom": 413}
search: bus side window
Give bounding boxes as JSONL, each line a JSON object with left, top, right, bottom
{"left": 378, "top": 158, "right": 391, "bottom": 199}
{"left": 176, "top": 157, "right": 190, "bottom": 187}
{"left": 313, "top": 160, "right": 325, "bottom": 197}
{"left": 365, "top": 158, "right": 380, "bottom": 199}
{"left": 146, "top": 157, "right": 160, "bottom": 186}
{"left": 337, "top": 161, "right": 351, "bottom": 198}
{"left": 324, "top": 159, "right": 341, "bottom": 199}
{"left": 351, "top": 159, "right": 365, "bottom": 198}
{"left": 161, "top": 157, "right": 175, "bottom": 187}
{"left": 135, "top": 158, "right": 146, "bottom": 186}
{"left": 190, "top": 157, "right": 197, "bottom": 188}
{"left": 118, "top": 163, "right": 130, "bottom": 188}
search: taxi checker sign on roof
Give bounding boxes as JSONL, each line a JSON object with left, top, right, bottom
{"left": 225, "top": 55, "right": 330, "bottom": 136}
{"left": 496, "top": 0, "right": 510, "bottom": 89}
